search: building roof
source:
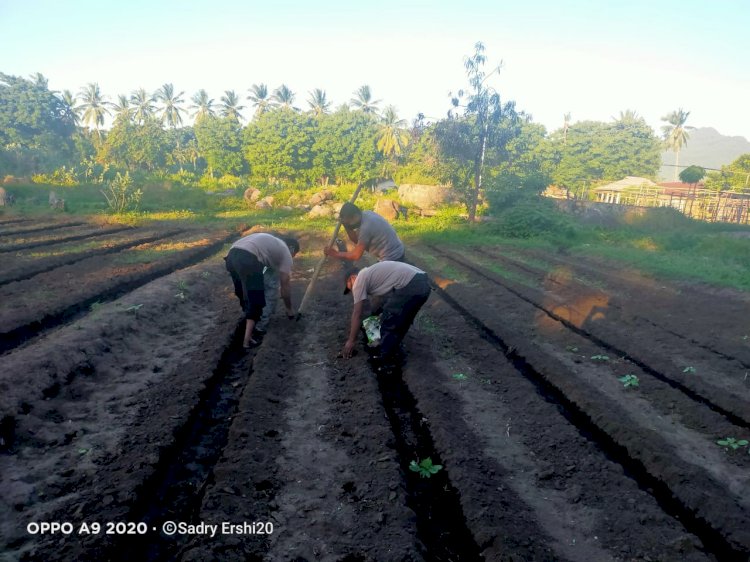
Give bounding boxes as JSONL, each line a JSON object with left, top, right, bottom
{"left": 593, "top": 176, "right": 658, "bottom": 192}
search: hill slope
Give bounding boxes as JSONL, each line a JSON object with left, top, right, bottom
{"left": 659, "top": 127, "right": 750, "bottom": 181}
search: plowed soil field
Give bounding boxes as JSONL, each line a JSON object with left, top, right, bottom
{"left": 1, "top": 216, "right": 748, "bottom": 562}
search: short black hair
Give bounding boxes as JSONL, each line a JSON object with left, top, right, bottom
{"left": 281, "top": 236, "right": 300, "bottom": 256}
{"left": 339, "top": 202, "right": 362, "bottom": 221}
{"left": 343, "top": 268, "right": 360, "bottom": 295}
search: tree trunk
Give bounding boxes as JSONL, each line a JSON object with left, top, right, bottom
{"left": 674, "top": 150, "right": 680, "bottom": 182}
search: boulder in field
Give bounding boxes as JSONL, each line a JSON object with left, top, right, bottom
{"left": 398, "top": 184, "right": 453, "bottom": 209}
{"left": 243, "top": 188, "right": 261, "bottom": 204}
{"left": 309, "top": 190, "right": 333, "bottom": 206}
{"left": 374, "top": 198, "right": 402, "bottom": 221}
{"left": 261, "top": 196, "right": 275, "bottom": 206}
{"left": 308, "top": 204, "right": 333, "bottom": 218}
{"left": 255, "top": 200, "right": 272, "bottom": 210}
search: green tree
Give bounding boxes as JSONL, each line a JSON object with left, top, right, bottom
{"left": 0, "top": 73, "right": 76, "bottom": 175}
{"left": 484, "top": 121, "right": 551, "bottom": 210}
{"left": 131, "top": 88, "right": 155, "bottom": 125}
{"left": 112, "top": 94, "right": 134, "bottom": 123}
{"left": 247, "top": 83, "right": 270, "bottom": 117}
{"left": 155, "top": 83, "right": 186, "bottom": 128}
{"left": 98, "top": 117, "right": 170, "bottom": 172}
{"left": 307, "top": 89, "right": 330, "bottom": 117}
{"left": 271, "top": 85, "right": 296, "bottom": 111}
{"left": 219, "top": 90, "right": 244, "bottom": 121}
{"left": 311, "top": 107, "right": 380, "bottom": 185}
{"left": 190, "top": 89, "right": 215, "bottom": 121}
{"left": 376, "top": 106, "right": 410, "bottom": 176}
{"left": 548, "top": 117, "right": 662, "bottom": 197}
{"left": 661, "top": 108, "right": 691, "bottom": 181}
{"left": 705, "top": 154, "right": 750, "bottom": 192}
{"left": 244, "top": 109, "right": 316, "bottom": 185}
{"left": 59, "top": 89, "right": 81, "bottom": 128}
{"left": 194, "top": 115, "right": 244, "bottom": 176}
{"left": 78, "top": 82, "right": 111, "bottom": 138}
{"left": 350, "top": 85, "right": 380, "bottom": 115}
{"left": 679, "top": 165, "right": 705, "bottom": 185}
{"left": 435, "top": 42, "right": 521, "bottom": 220}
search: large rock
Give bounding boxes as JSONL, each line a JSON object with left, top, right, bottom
{"left": 307, "top": 204, "right": 333, "bottom": 218}
{"left": 309, "top": 190, "right": 334, "bottom": 206}
{"left": 398, "top": 184, "right": 453, "bottom": 209}
{"left": 374, "top": 198, "right": 402, "bottom": 221}
{"left": 261, "top": 196, "right": 274, "bottom": 206}
{"left": 255, "top": 200, "right": 272, "bottom": 211}
{"left": 243, "top": 188, "right": 261, "bottom": 204}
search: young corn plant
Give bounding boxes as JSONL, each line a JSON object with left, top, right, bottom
{"left": 409, "top": 457, "right": 443, "bottom": 478}
{"left": 683, "top": 366, "right": 697, "bottom": 374}
{"left": 591, "top": 355, "right": 610, "bottom": 361}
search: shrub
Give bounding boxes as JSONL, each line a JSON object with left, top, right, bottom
{"left": 101, "top": 172, "right": 143, "bottom": 214}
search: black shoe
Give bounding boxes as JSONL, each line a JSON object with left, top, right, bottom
{"left": 253, "top": 327, "right": 267, "bottom": 336}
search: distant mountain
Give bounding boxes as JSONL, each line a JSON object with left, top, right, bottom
{"left": 659, "top": 127, "right": 750, "bottom": 181}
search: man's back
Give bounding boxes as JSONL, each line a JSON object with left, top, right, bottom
{"left": 359, "top": 211, "right": 404, "bottom": 261}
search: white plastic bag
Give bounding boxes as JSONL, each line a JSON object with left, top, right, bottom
{"left": 362, "top": 315, "right": 382, "bottom": 347}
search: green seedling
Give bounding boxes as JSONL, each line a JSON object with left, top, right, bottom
{"left": 618, "top": 374, "right": 640, "bottom": 388}
{"left": 452, "top": 373, "right": 468, "bottom": 381}
{"left": 565, "top": 346, "right": 579, "bottom": 352}
{"left": 89, "top": 301, "right": 102, "bottom": 312}
{"left": 176, "top": 280, "right": 189, "bottom": 291}
{"left": 683, "top": 366, "right": 696, "bottom": 374}
{"left": 591, "top": 355, "right": 610, "bottom": 361}
{"left": 175, "top": 291, "right": 187, "bottom": 300}
{"left": 409, "top": 457, "right": 443, "bottom": 478}
{"left": 716, "top": 437, "right": 748, "bottom": 451}
{"left": 201, "top": 271, "right": 211, "bottom": 278}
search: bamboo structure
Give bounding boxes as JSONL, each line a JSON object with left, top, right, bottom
{"left": 594, "top": 184, "right": 750, "bottom": 224}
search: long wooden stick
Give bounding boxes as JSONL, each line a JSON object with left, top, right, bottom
{"left": 297, "top": 182, "right": 368, "bottom": 314}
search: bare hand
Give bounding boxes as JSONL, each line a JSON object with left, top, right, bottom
{"left": 323, "top": 246, "right": 337, "bottom": 257}
{"left": 342, "top": 340, "right": 356, "bottom": 358}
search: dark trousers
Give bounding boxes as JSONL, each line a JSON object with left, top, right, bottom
{"left": 225, "top": 248, "right": 265, "bottom": 321}
{"left": 379, "top": 273, "right": 430, "bottom": 359}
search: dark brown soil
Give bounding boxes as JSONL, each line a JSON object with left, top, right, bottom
{"left": 2, "top": 220, "right": 749, "bottom": 561}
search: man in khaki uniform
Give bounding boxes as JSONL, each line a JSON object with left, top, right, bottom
{"left": 224, "top": 233, "right": 299, "bottom": 348}
{"left": 341, "top": 261, "right": 431, "bottom": 372}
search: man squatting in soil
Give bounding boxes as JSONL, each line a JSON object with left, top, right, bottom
{"left": 341, "top": 261, "right": 431, "bottom": 372}
{"left": 323, "top": 202, "right": 405, "bottom": 263}
{"left": 224, "top": 232, "right": 300, "bottom": 348}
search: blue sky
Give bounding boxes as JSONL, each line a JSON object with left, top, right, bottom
{"left": 1, "top": 0, "right": 748, "bottom": 139}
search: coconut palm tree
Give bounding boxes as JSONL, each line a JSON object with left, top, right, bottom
{"left": 376, "top": 106, "right": 410, "bottom": 159}
{"left": 131, "top": 88, "right": 156, "bottom": 125}
{"left": 78, "top": 82, "right": 111, "bottom": 137}
{"left": 155, "top": 83, "right": 186, "bottom": 128}
{"left": 247, "top": 83, "right": 270, "bottom": 117}
{"left": 190, "top": 89, "right": 216, "bottom": 121}
{"left": 59, "top": 89, "right": 81, "bottom": 127}
{"left": 30, "top": 72, "right": 48, "bottom": 89}
{"left": 219, "top": 90, "right": 244, "bottom": 121}
{"left": 307, "top": 89, "right": 330, "bottom": 117}
{"left": 350, "top": 85, "right": 381, "bottom": 115}
{"left": 112, "top": 94, "right": 134, "bottom": 123}
{"left": 661, "top": 108, "right": 691, "bottom": 181}
{"left": 271, "top": 84, "right": 296, "bottom": 110}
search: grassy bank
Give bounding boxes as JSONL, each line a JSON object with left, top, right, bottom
{"left": 3, "top": 183, "right": 749, "bottom": 292}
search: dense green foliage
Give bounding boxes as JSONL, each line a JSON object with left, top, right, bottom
{"left": 547, "top": 116, "right": 662, "bottom": 195}
{"left": 0, "top": 73, "right": 76, "bottom": 175}
{"left": 705, "top": 154, "right": 750, "bottom": 192}
{"left": 0, "top": 57, "right": 678, "bottom": 220}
